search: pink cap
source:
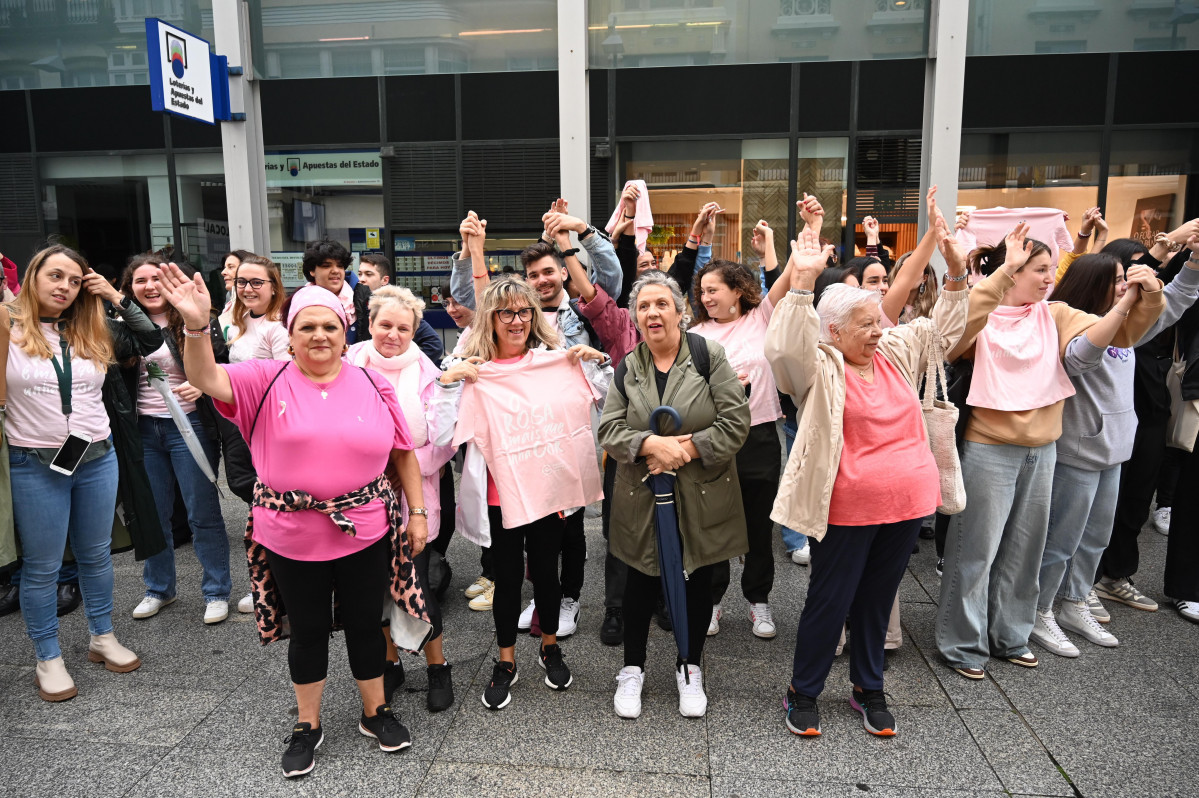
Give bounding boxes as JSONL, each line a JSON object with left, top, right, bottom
{"left": 287, "top": 284, "right": 347, "bottom": 331}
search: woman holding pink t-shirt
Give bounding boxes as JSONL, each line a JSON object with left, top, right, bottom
{"left": 157, "top": 271, "right": 432, "bottom": 779}
{"left": 690, "top": 219, "right": 791, "bottom": 640}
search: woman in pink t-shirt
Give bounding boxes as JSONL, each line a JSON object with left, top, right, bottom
{"left": 766, "top": 229, "right": 969, "bottom": 739}
{"left": 157, "top": 272, "right": 432, "bottom": 778}
{"left": 689, "top": 220, "right": 791, "bottom": 641}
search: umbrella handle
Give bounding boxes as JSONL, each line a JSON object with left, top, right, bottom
{"left": 649, "top": 405, "right": 683, "bottom": 435}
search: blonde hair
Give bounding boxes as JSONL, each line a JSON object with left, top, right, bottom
{"left": 888, "top": 253, "right": 937, "bottom": 322}
{"left": 368, "top": 285, "right": 425, "bottom": 325}
{"left": 460, "top": 276, "right": 560, "bottom": 361}
{"left": 230, "top": 255, "right": 285, "bottom": 340}
{"left": 12, "top": 245, "right": 114, "bottom": 370}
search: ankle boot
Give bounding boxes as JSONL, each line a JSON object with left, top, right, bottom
{"left": 88, "top": 633, "right": 142, "bottom": 673}
{"left": 35, "top": 656, "right": 78, "bottom": 702}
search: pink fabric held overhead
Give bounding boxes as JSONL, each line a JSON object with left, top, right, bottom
{"left": 954, "top": 207, "right": 1075, "bottom": 265}
{"left": 604, "top": 179, "right": 655, "bottom": 253}
{"left": 287, "top": 283, "right": 348, "bottom": 331}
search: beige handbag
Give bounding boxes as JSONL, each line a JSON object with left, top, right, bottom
{"left": 921, "top": 326, "right": 966, "bottom": 515}
{"left": 1167, "top": 330, "right": 1199, "bottom": 452}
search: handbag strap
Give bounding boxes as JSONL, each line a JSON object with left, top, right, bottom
{"left": 921, "top": 322, "right": 949, "bottom": 411}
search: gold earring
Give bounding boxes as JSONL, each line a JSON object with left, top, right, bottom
{"left": 287, "top": 345, "right": 295, "bottom": 355}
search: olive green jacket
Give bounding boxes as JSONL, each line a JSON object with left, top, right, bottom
{"left": 598, "top": 334, "right": 751, "bottom": 577}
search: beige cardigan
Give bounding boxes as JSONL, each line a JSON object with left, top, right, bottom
{"left": 763, "top": 288, "right": 968, "bottom": 540}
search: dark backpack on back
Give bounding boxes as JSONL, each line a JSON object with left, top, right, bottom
{"left": 612, "top": 332, "right": 711, "bottom": 401}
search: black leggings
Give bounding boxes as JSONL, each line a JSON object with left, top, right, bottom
{"left": 411, "top": 546, "right": 443, "bottom": 640}
{"left": 489, "top": 506, "right": 564, "bottom": 648}
{"left": 623, "top": 563, "right": 714, "bottom": 669}
{"left": 264, "top": 535, "right": 391, "bottom": 685}
{"left": 712, "top": 422, "right": 781, "bottom": 605}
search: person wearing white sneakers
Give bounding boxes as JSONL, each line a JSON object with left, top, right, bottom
{"left": 5, "top": 245, "right": 162, "bottom": 700}
{"left": 121, "top": 255, "right": 232, "bottom": 626}
{"left": 600, "top": 271, "right": 751, "bottom": 719}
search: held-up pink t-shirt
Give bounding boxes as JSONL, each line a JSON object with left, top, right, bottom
{"left": 215, "top": 359, "right": 413, "bottom": 561}
{"left": 453, "top": 349, "right": 603, "bottom": 528}
{"left": 690, "top": 293, "right": 782, "bottom": 426}
{"left": 826, "top": 354, "right": 941, "bottom": 527}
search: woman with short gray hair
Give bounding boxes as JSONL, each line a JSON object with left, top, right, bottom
{"left": 765, "top": 227, "right": 968, "bottom": 739}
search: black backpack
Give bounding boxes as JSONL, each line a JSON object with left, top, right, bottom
{"left": 612, "top": 332, "right": 712, "bottom": 401}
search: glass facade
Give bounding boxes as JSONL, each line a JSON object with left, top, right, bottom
{"left": 968, "top": 0, "right": 1199, "bottom": 56}
{"left": 1106, "top": 130, "right": 1196, "bottom": 247}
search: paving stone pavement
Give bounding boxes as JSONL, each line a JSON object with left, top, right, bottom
{"left": 1, "top": 491, "right": 1195, "bottom": 798}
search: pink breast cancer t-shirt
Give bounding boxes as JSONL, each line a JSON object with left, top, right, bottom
{"left": 453, "top": 349, "right": 603, "bottom": 528}
{"left": 215, "top": 360, "right": 413, "bottom": 561}
{"left": 690, "top": 294, "right": 782, "bottom": 426}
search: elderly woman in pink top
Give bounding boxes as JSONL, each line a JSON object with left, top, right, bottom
{"left": 347, "top": 285, "right": 457, "bottom": 713}
{"left": 156, "top": 269, "right": 432, "bottom": 780}
{"left": 766, "top": 229, "right": 969, "bottom": 739}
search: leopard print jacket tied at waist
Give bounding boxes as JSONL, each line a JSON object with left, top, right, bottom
{"left": 243, "top": 473, "right": 433, "bottom": 649}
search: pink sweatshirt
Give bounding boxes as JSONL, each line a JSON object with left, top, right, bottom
{"left": 955, "top": 207, "right": 1075, "bottom": 264}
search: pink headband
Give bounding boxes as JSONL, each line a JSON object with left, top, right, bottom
{"left": 287, "top": 284, "right": 347, "bottom": 331}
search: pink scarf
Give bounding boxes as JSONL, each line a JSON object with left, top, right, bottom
{"left": 967, "top": 302, "right": 1076, "bottom": 412}
{"left": 351, "top": 341, "right": 426, "bottom": 445}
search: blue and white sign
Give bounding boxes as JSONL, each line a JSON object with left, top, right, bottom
{"left": 145, "top": 18, "right": 230, "bottom": 125}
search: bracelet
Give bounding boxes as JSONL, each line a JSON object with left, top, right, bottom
{"left": 789, "top": 288, "right": 813, "bottom": 296}
{"left": 688, "top": 234, "right": 701, "bottom": 244}
{"left": 472, "top": 272, "right": 488, "bottom": 279}
{"left": 184, "top": 326, "right": 209, "bottom": 338}
{"left": 409, "top": 507, "right": 429, "bottom": 518}
{"left": 1113, "top": 307, "right": 1130, "bottom": 317}
{"left": 1077, "top": 230, "right": 1091, "bottom": 238}
{"left": 945, "top": 272, "right": 968, "bottom": 282}
{"left": 560, "top": 248, "right": 580, "bottom": 259}
{"left": 623, "top": 213, "right": 635, "bottom": 219}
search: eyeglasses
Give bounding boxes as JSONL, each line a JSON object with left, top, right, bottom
{"left": 495, "top": 307, "right": 534, "bottom": 323}
{"left": 235, "top": 278, "right": 267, "bottom": 289}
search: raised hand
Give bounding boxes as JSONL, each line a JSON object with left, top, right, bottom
{"left": 157, "top": 262, "right": 213, "bottom": 329}
{"left": 460, "top": 211, "right": 486, "bottom": 252}
{"left": 81, "top": 271, "right": 122, "bottom": 304}
{"left": 750, "top": 220, "right": 773, "bottom": 258}
{"left": 799, "top": 193, "right": 824, "bottom": 232}
{"left": 621, "top": 184, "right": 639, "bottom": 216}
{"left": 955, "top": 209, "right": 971, "bottom": 232}
{"left": 690, "top": 202, "right": 723, "bottom": 244}
{"left": 1080, "top": 206, "right": 1101, "bottom": 235}
{"left": 934, "top": 208, "right": 966, "bottom": 272}
{"left": 440, "top": 356, "right": 484, "bottom": 384}
{"left": 863, "top": 215, "right": 880, "bottom": 245}
{"left": 1125, "top": 263, "right": 1159, "bottom": 293}
{"left": 925, "top": 184, "right": 938, "bottom": 223}
{"left": 789, "top": 229, "right": 833, "bottom": 291}
{"left": 1001, "top": 223, "right": 1033, "bottom": 275}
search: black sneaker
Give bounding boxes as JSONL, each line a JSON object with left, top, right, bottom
{"left": 600, "top": 606, "right": 623, "bottom": 646}
{"left": 539, "top": 643, "right": 573, "bottom": 690}
{"left": 426, "top": 662, "right": 454, "bottom": 713}
{"left": 936, "top": 558, "right": 944, "bottom": 579}
{"left": 383, "top": 660, "right": 405, "bottom": 704}
{"left": 850, "top": 689, "right": 896, "bottom": 736}
{"left": 481, "top": 659, "right": 518, "bottom": 710}
{"left": 281, "top": 722, "right": 323, "bottom": 778}
{"left": 358, "top": 704, "right": 411, "bottom": 752}
{"left": 784, "top": 688, "right": 820, "bottom": 736}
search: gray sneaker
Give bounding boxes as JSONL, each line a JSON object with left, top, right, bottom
{"left": 1086, "top": 589, "right": 1110, "bottom": 623}
{"left": 1094, "top": 577, "right": 1158, "bottom": 611}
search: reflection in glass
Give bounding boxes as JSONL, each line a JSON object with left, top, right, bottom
{"left": 968, "top": 0, "right": 1199, "bottom": 56}
{"left": 1107, "top": 130, "right": 1195, "bottom": 247}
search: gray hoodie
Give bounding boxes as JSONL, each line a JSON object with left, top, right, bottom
{"left": 1057, "top": 265, "right": 1199, "bottom": 472}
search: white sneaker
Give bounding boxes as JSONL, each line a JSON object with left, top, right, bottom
{"left": 1153, "top": 506, "right": 1171, "bottom": 535}
{"left": 558, "top": 598, "right": 580, "bottom": 637}
{"left": 1172, "top": 599, "right": 1199, "bottom": 623}
{"left": 517, "top": 599, "right": 536, "bottom": 630}
{"left": 204, "top": 600, "right": 229, "bottom": 625}
{"left": 790, "top": 542, "right": 811, "bottom": 566}
{"left": 237, "top": 593, "right": 254, "bottom": 614}
{"left": 1058, "top": 600, "right": 1118, "bottom": 647}
{"left": 468, "top": 583, "right": 494, "bottom": 612}
{"left": 749, "top": 603, "right": 777, "bottom": 639}
{"left": 707, "top": 605, "right": 722, "bottom": 637}
{"left": 464, "top": 576, "right": 493, "bottom": 599}
{"left": 1029, "top": 609, "right": 1079, "bottom": 658}
{"left": 676, "top": 664, "right": 707, "bottom": 717}
{"left": 1086, "top": 589, "right": 1110, "bottom": 623}
{"left": 132, "top": 595, "right": 176, "bottom": 619}
{"left": 613, "top": 666, "right": 644, "bottom": 719}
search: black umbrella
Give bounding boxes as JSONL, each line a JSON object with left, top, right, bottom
{"left": 646, "top": 405, "right": 692, "bottom": 674}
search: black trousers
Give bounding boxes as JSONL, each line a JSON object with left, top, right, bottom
{"left": 560, "top": 508, "right": 585, "bottom": 601}
{"left": 1165, "top": 445, "right": 1199, "bottom": 602}
{"left": 622, "top": 562, "right": 714, "bottom": 669}
{"left": 712, "top": 422, "right": 781, "bottom": 605}
{"left": 489, "top": 506, "right": 563, "bottom": 647}
{"left": 1156, "top": 446, "right": 1185, "bottom": 509}
{"left": 601, "top": 454, "right": 628, "bottom": 608}
{"left": 264, "top": 535, "right": 391, "bottom": 685}
{"left": 1100, "top": 414, "right": 1168, "bottom": 580}
{"left": 411, "top": 546, "right": 443, "bottom": 640}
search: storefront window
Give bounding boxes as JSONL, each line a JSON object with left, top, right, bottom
{"left": 798, "top": 137, "right": 849, "bottom": 257}
{"left": 968, "top": 0, "right": 1199, "bottom": 56}
{"left": 1106, "top": 130, "right": 1195, "bottom": 247}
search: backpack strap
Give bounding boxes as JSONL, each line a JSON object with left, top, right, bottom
{"left": 613, "top": 332, "right": 712, "bottom": 402}
{"left": 248, "top": 362, "right": 292, "bottom": 445}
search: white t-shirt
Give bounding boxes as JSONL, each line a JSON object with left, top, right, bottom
{"left": 6, "top": 323, "right": 111, "bottom": 447}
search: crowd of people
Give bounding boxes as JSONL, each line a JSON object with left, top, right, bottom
{"left": 1, "top": 187, "right": 1197, "bottom": 777}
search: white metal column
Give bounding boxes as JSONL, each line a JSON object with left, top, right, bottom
{"left": 919, "top": 0, "right": 969, "bottom": 246}
{"left": 558, "top": 0, "right": 590, "bottom": 221}
{"left": 213, "top": 0, "right": 270, "bottom": 253}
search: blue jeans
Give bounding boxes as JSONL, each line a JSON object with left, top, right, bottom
{"left": 10, "top": 560, "right": 78, "bottom": 586}
{"left": 10, "top": 445, "right": 119, "bottom": 660}
{"left": 779, "top": 419, "right": 808, "bottom": 553}
{"left": 139, "top": 414, "right": 231, "bottom": 602}
{"left": 1040, "top": 462, "right": 1120, "bottom": 608}
{"left": 936, "top": 440, "right": 1055, "bottom": 669}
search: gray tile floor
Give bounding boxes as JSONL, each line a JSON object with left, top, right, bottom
{"left": 1, "top": 492, "right": 1194, "bottom": 798}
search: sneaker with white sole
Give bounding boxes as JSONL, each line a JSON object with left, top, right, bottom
{"left": 1086, "top": 589, "right": 1110, "bottom": 623}
{"left": 749, "top": 603, "right": 777, "bottom": 639}
{"left": 468, "top": 583, "right": 494, "bottom": 612}
{"left": 237, "top": 593, "right": 254, "bottom": 614}
{"left": 1057, "top": 599, "right": 1118, "bottom": 647}
{"left": 1171, "top": 599, "right": 1199, "bottom": 623}
{"left": 517, "top": 599, "right": 536, "bottom": 630}
{"left": 132, "top": 595, "right": 175, "bottom": 619}
{"left": 1029, "top": 609, "right": 1079, "bottom": 658}
{"left": 1153, "top": 506, "right": 1171, "bottom": 535}
{"left": 613, "top": 666, "right": 644, "bottom": 719}
{"left": 1094, "top": 577, "right": 1158, "bottom": 611}
{"left": 204, "top": 600, "right": 229, "bottom": 625}
{"left": 790, "top": 543, "right": 811, "bottom": 566}
{"left": 707, "top": 605, "right": 721, "bottom": 637}
{"left": 675, "top": 664, "right": 707, "bottom": 717}
{"left": 464, "top": 576, "right": 493, "bottom": 599}
{"left": 557, "top": 597, "right": 580, "bottom": 637}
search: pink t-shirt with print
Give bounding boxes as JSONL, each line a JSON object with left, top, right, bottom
{"left": 6, "top": 323, "right": 111, "bottom": 447}
{"left": 215, "top": 359, "right": 413, "bottom": 561}
{"left": 690, "top": 293, "right": 782, "bottom": 426}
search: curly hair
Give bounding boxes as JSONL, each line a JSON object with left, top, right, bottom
{"left": 691, "top": 259, "right": 762, "bottom": 323}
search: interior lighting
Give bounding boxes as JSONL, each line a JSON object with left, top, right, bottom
{"left": 319, "top": 36, "right": 370, "bottom": 41}
{"left": 459, "top": 28, "right": 550, "bottom": 36}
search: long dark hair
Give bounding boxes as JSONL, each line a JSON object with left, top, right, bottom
{"left": 1101, "top": 238, "right": 1151, "bottom": 270}
{"left": 121, "top": 253, "right": 198, "bottom": 352}
{"left": 1049, "top": 253, "right": 1122, "bottom": 316}
{"left": 969, "top": 237, "right": 1051, "bottom": 277}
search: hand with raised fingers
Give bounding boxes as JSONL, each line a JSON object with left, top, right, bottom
{"left": 1001, "top": 222, "right": 1033, "bottom": 275}
{"left": 863, "top": 215, "right": 880, "bottom": 246}
{"left": 955, "top": 209, "right": 971, "bottom": 232}
{"left": 925, "top": 184, "right": 939, "bottom": 225}
{"left": 798, "top": 193, "right": 824, "bottom": 232}
{"left": 156, "top": 262, "right": 212, "bottom": 330}
{"left": 788, "top": 229, "right": 833, "bottom": 292}
{"left": 750, "top": 220, "right": 773, "bottom": 258}
{"left": 81, "top": 271, "right": 122, "bottom": 305}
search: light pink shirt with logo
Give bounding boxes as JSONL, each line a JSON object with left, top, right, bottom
{"left": 690, "top": 293, "right": 782, "bottom": 426}
{"left": 6, "top": 323, "right": 111, "bottom": 447}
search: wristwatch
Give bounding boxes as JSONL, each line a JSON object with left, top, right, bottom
{"left": 578, "top": 225, "right": 596, "bottom": 241}
{"left": 409, "top": 507, "right": 429, "bottom": 518}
